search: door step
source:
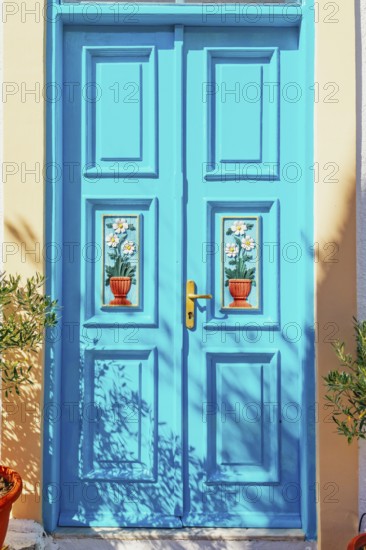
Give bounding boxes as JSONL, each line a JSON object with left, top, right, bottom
{"left": 52, "top": 529, "right": 317, "bottom": 550}
{"left": 53, "top": 528, "right": 306, "bottom": 541}
{"left": 52, "top": 528, "right": 318, "bottom": 548}
{"left": 6, "top": 519, "right": 317, "bottom": 550}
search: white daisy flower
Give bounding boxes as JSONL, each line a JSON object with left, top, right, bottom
{"left": 241, "top": 236, "right": 256, "bottom": 251}
{"left": 106, "top": 233, "right": 119, "bottom": 247}
{"left": 231, "top": 220, "right": 247, "bottom": 236}
{"left": 122, "top": 241, "right": 136, "bottom": 255}
{"left": 113, "top": 218, "right": 129, "bottom": 234}
{"left": 225, "top": 242, "right": 239, "bottom": 258}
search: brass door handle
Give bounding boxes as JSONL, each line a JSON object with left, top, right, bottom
{"left": 186, "top": 280, "right": 212, "bottom": 329}
{"left": 188, "top": 293, "right": 212, "bottom": 300}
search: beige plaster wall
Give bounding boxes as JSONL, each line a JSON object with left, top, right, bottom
{"left": 3, "top": 0, "right": 45, "bottom": 522}
{"left": 1, "top": 0, "right": 359, "bottom": 546}
{"left": 314, "top": 0, "right": 358, "bottom": 548}
{"left": 358, "top": 0, "right": 366, "bottom": 524}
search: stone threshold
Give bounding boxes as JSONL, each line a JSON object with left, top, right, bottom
{"left": 53, "top": 528, "right": 306, "bottom": 542}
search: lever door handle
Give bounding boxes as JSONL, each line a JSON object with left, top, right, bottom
{"left": 188, "top": 293, "right": 212, "bottom": 300}
{"left": 186, "top": 280, "right": 212, "bottom": 329}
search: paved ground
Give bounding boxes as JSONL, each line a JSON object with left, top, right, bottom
{"left": 4, "top": 521, "right": 318, "bottom": 550}
{"left": 54, "top": 541, "right": 317, "bottom": 550}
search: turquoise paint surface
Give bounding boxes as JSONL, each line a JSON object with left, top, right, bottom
{"left": 44, "top": 2, "right": 315, "bottom": 540}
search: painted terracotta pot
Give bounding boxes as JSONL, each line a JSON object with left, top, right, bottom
{"left": 346, "top": 532, "right": 366, "bottom": 550}
{"left": 109, "top": 276, "right": 132, "bottom": 306}
{"left": 228, "top": 279, "right": 252, "bottom": 308}
{"left": 0, "top": 465, "right": 22, "bottom": 547}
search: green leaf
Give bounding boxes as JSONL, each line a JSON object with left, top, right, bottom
{"left": 0, "top": 271, "right": 58, "bottom": 396}
{"left": 224, "top": 267, "right": 237, "bottom": 280}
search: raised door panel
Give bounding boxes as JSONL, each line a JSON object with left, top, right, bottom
{"left": 83, "top": 46, "right": 157, "bottom": 178}
{"left": 204, "top": 48, "right": 279, "bottom": 181}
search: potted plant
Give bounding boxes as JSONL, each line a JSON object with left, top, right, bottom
{"left": 224, "top": 220, "right": 256, "bottom": 308}
{"left": 323, "top": 318, "right": 366, "bottom": 443}
{"left": 105, "top": 218, "right": 137, "bottom": 306}
{"left": 0, "top": 273, "right": 57, "bottom": 547}
{"left": 323, "top": 319, "right": 366, "bottom": 545}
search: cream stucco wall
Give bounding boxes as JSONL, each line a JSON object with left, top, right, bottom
{"left": 0, "top": 0, "right": 3, "bottom": 288}
{"left": 2, "top": 0, "right": 45, "bottom": 522}
{"left": 1, "top": 0, "right": 359, "bottom": 547}
{"left": 358, "top": 0, "right": 366, "bottom": 527}
{"left": 314, "top": 0, "right": 358, "bottom": 547}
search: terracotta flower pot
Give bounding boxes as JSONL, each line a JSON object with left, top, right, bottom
{"left": 109, "top": 277, "right": 132, "bottom": 306}
{"left": 228, "top": 279, "right": 252, "bottom": 308}
{"left": 0, "top": 465, "right": 22, "bottom": 547}
{"left": 347, "top": 532, "right": 366, "bottom": 550}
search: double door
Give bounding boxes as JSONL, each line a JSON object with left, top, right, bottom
{"left": 60, "top": 23, "right": 313, "bottom": 529}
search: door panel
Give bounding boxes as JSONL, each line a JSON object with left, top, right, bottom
{"left": 205, "top": 47, "right": 279, "bottom": 180}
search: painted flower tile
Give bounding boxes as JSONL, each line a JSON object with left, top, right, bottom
{"left": 222, "top": 216, "right": 260, "bottom": 309}
{"left": 103, "top": 215, "right": 139, "bottom": 307}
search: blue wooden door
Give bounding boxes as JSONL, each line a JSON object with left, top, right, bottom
{"left": 61, "top": 26, "right": 183, "bottom": 527}
{"left": 59, "top": 22, "right": 314, "bottom": 532}
{"left": 183, "top": 27, "right": 313, "bottom": 529}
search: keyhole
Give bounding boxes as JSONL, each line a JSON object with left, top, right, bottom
{"left": 188, "top": 312, "right": 193, "bottom": 320}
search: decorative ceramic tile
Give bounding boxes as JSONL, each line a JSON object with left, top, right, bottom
{"left": 221, "top": 216, "right": 260, "bottom": 309}
{"left": 103, "top": 215, "right": 139, "bottom": 307}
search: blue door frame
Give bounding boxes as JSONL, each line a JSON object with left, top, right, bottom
{"left": 44, "top": 0, "right": 315, "bottom": 538}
